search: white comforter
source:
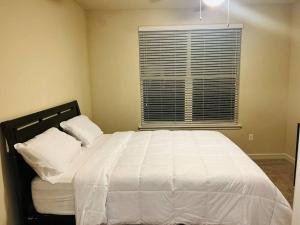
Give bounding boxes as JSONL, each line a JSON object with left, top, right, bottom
{"left": 74, "top": 130, "right": 292, "bottom": 225}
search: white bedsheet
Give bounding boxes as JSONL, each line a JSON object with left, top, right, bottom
{"left": 32, "top": 177, "right": 74, "bottom": 215}
{"left": 74, "top": 130, "right": 292, "bottom": 225}
{"left": 31, "top": 134, "right": 112, "bottom": 215}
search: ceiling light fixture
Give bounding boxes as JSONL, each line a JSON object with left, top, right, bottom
{"left": 202, "top": 0, "right": 225, "bottom": 7}
{"left": 200, "top": 0, "right": 230, "bottom": 26}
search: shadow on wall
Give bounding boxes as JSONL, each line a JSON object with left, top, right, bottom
{"left": 0, "top": 127, "right": 20, "bottom": 225}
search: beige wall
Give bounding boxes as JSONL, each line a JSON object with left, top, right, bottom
{"left": 0, "top": 0, "right": 92, "bottom": 224}
{"left": 0, "top": 1, "right": 296, "bottom": 224}
{"left": 87, "top": 4, "right": 291, "bottom": 156}
{"left": 285, "top": 2, "right": 300, "bottom": 158}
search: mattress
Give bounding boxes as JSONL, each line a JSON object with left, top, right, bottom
{"left": 31, "top": 134, "right": 112, "bottom": 215}
{"left": 32, "top": 177, "right": 74, "bottom": 215}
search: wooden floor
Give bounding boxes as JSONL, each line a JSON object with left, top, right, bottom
{"left": 254, "top": 159, "right": 295, "bottom": 206}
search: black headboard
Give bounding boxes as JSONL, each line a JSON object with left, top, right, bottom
{"left": 1, "top": 101, "right": 80, "bottom": 225}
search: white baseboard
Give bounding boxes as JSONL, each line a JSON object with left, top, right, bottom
{"left": 282, "top": 153, "right": 296, "bottom": 164}
{"left": 248, "top": 153, "right": 295, "bottom": 164}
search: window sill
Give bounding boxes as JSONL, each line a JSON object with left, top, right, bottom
{"left": 138, "top": 124, "right": 242, "bottom": 131}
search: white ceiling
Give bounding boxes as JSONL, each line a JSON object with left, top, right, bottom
{"left": 76, "top": 0, "right": 295, "bottom": 10}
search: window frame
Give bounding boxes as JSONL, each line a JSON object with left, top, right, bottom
{"left": 138, "top": 24, "right": 243, "bottom": 130}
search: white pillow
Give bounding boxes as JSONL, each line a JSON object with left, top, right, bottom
{"left": 14, "top": 127, "right": 81, "bottom": 182}
{"left": 60, "top": 115, "right": 103, "bottom": 147}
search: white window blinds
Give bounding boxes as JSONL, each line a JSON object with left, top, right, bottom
{"left": 139, "top": 26, "right": 242, "bottom": 128}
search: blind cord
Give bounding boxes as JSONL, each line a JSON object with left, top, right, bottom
{"left": 200, "top": 0, "right": 203, "bottom": 21}
{"left": 227, "top": 0, "right": 230, "bottom": 27}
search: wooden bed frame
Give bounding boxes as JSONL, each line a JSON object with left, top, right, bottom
{"left": 1, "top": 101, "right": 79, "bottom": 225}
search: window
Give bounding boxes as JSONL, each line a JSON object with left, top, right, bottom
{"left": 139, "top": 25, "right": 242, "bottom": 128}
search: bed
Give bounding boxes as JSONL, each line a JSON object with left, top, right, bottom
{"left": 1, "top": 101, "right": 292, "bottom": 225}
